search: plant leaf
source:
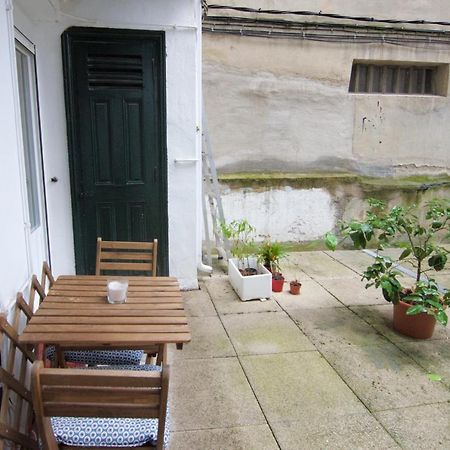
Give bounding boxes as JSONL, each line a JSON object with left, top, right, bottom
{"left": 325, "top": 233, "right": 338, "bottom": 251}
{"left": 427, "top": 373, "right": 442, "bottom": 382}
{"left": 406, "top": 304, "right": 427, "bottom": 315}
{"left": 399, "top": 248, "right": 412, "bottom": 260}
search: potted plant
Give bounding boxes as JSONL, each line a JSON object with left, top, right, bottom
{"left": 258, "top": 239, "right": 288, "bottom": 292}
{"left": 221, "top": 220, "right": 271, "bottom": 301}
{"left": 289, "top": 279, "right": 302, "bottom": 295}
{"left": 325, "top": 198, "right": 450, "bottom": 339}
{"left": 288, "top": 260, "right": 302, "bottom": 295}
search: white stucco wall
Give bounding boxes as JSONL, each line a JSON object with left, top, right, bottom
{"left": 3, "top": 0, "right": 202, "bottom": 295}
{"left": 222, "top": 187, "right": 336, "bottom": 241}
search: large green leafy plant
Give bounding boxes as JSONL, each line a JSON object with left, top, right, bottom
{"left": 325, "top": 198, "right": 450, "bottom": 326}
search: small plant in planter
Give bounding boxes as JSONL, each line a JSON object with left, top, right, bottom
{"left": 221, "top": 220, "right": 271, "bottom": 301}
{"left": 258, "top": 239, "right": 288, "bottom": 292}
{"left": 325, "top": 198, "right": 450, "bottom": 339}
{"left": 221, "top": 219, "right": 258, "bottom": 276}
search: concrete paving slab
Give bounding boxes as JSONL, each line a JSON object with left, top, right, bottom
{"left": 318, "top": 277, "right": 387, "bottom": 306}
{"left": 240, "top": 352, "right": 367, "bottom": 424}
{"left": 320, "top": 343, "right": 450, "bottom": 412}
{"left": 170, "top": 424, "right": 279, "bottom": 450}
{"left": 350, "top": 305, "right": 450, "bottom": 343}
{"left": 394, "top": 339, "right": 450, "bottom": 388}
{"left": 222, "top": 311, "right": 315, "bottom": 355}
{"left": 170, "top": 316, "right": 235, "bottom": 360}
{"left": 375, "top": 403, "right": 450, "bottom": 450}
{"left": 170, "top": 358, "right": 265, "bottom": 431}
{"left": 433, "top": 273, "right": 450, "bottom": 288}
{"left": 182, "top": 284, "right": 217, "bottom": 317}
{"left": 273, "top": 279, "right": 343, "bottom": 309}
{"left": 205, "top": 277, "right": 281, "bottom": 315}
{"left": 271, "top": 412, "right": 399, "bottom": 450}
{"left": 289, "top": 307, "right": 387, "bottom": 348}
{"left": 293, "top": 251, "right": 360, "bottom": 280}
{"left": 324, "top": 250, "right": 375, "bottom": 275}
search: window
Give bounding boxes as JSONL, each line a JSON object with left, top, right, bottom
{"left": 16, "top": 41, "right": 41, "bottom": 230}
{"left": 349, "top": 61, "right": 447, "bottom": 96}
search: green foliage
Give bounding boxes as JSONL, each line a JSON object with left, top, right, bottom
{"left": 257, "top": 240, "right": 288, "bottom": 273}
{"left": 325, "top": 198, "right": 450, "bottom": 326}
{"left": 220, "top": 219, "right": 258, "bottom": 269}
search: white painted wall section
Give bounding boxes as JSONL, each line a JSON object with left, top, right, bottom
{"left": 11, "top": 0, "right": 202, "bottom": 289}
{"left": 222, "top": 188, "right": 337, "bottom": 241}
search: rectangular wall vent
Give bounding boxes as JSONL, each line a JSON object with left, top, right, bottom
{"left": 87, "top": 54, "right": 143, "bottom": 89}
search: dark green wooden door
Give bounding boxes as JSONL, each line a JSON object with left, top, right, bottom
{"left": 62, "top": 28, "right": 168, "bottom": 275}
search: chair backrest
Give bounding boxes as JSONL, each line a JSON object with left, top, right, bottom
{"left": 29, "top": 275, "right": 46, "bottom": 312}
{"left": 96, "top": 238, "right": 158, "bottom": 276}
{"left": 0, "top": 311, "right": 38, "bottom": 450}
{"left": 40, "top": 261, "right": 55, "bottom": 293}
{"left": 32, "top": 362, "right": 169, "bottom": 450}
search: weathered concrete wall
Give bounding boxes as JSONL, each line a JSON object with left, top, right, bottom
{"left": 204, "top": 34, "right": 450, "bottom": 176}
{"left": 218, "top": 174, "right": 450, "bottom": 242}
{"left": 203, "top": 2, "right": 450, "bottom": 242}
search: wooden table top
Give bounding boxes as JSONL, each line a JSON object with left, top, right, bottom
{"left": 19, "top": 275, "right": 191, "bottom": 349}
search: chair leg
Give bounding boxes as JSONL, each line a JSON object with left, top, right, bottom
{"left": 156, "top": 344, "right": 167, "bottom": 366}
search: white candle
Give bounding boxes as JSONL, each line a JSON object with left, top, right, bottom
{"left": 107, "top": 280, "right": 128, "bottom": 304}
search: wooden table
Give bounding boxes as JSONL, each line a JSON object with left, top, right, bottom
{"left": 19, "top": 275, "right": 191, "bottom": 350}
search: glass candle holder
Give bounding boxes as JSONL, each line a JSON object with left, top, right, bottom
{"left": 107, "top": 279, "right": 128, "bottom": 304}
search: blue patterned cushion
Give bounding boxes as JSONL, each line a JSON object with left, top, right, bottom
{"left": 46, "top": 347, "right": 144, "bottom": 366}
{"left": 51, "top": 364, "right": 169, "bottom": 447}
{"left": 51, "top": 416, "right": 169, "bottom": 447}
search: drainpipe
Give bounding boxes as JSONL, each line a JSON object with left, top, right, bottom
{"left": 197, "top": 261, "right": 213, "bottom": 274}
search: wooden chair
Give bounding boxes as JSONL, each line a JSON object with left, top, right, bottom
{"left": 32, "top": 361, "right": 170, "bottom": 449}
{"left": 41, "top": 261, "right": 55, "bottom": 293}
{"left": 96, "top": 237, "right": 158, "bottom": 276}
{"left": 0, "top": 310, "right": 39, "bottom": 449}
{"left": 95, "top": 238, "right": 164, "bottom": 364}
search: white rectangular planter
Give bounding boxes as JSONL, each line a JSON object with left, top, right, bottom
{"left": 228, "top": 257, "right": 272, "bottom": 301}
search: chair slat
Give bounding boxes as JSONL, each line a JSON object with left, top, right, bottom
{"left": 0, "top": 423, "right": 39, "bottom": 449}
{"left": 43, "top": 386, "right": 160, "bottom": 406}
{"left": 40, "top": 368, "right": 162, "bottom": 387}
{"left": 100, "top": 241, "right": 154, "bottom": 250}
{"left": 99, "top": 262, "right": 154, "bottom": 271}
{"left": 0, "top": 368, "right": 33, "bottom": 403}
{"left": 101, "top": 251, "right": 153, "bottom": 260}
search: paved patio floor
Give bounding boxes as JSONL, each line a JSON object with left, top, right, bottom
{"left": 168, "top": 250, "right": 450, "bottom": 450}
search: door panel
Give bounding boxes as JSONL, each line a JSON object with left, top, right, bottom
{"left": 15, "top": 39, "right": 49, "bottom": 276}
{"left": 62, "top": 28, "right": 168, "bottom": 275}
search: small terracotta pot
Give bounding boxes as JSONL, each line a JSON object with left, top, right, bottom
{"left": 393, "top": 300, "right": 436, "bottom": 339}
{"left": 272, "top": 276, "right": 285, "bottom": 292}
{"left": 289, "top": 281, "right": 301, "bottom": 295}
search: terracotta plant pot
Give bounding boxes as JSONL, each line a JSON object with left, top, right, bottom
{"left": 393, "top": 300, "right": 436, "bottom": 339}
{"left": 272, "top": 275, "right": 285, "bottom": 292}
{"left": 289, "top": 281, "right": 301, "bottom": 295}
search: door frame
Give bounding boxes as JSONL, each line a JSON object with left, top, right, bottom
{"left": 14, "top": 29, "right": 51, "bottom": 275}
{"left": 61, "top": 27, "right": 168, "bottom": 275}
